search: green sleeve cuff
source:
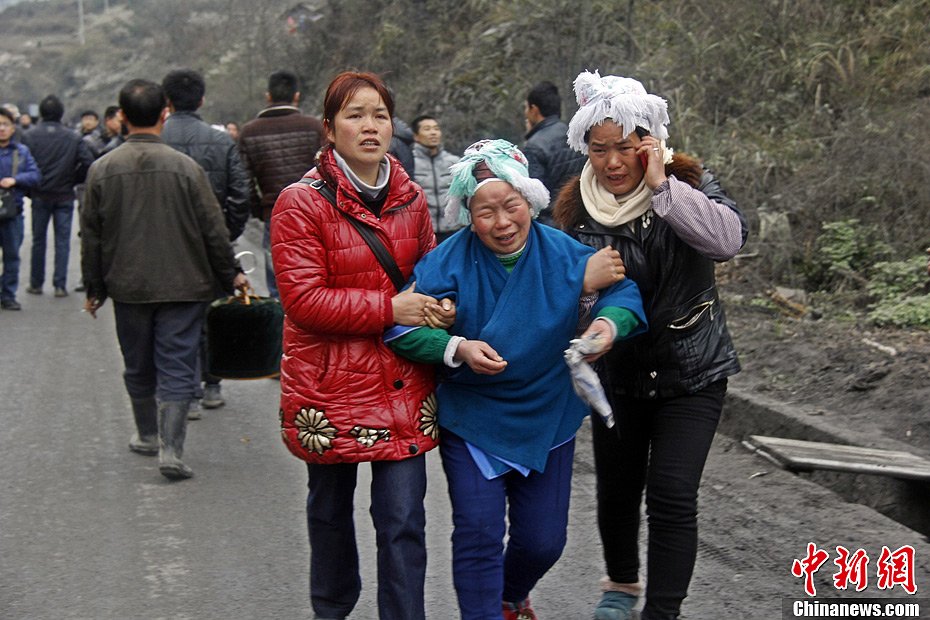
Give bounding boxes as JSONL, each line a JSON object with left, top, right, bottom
{"left": 388, "top": 326, "right": 452, "bottom": 364}
{"left": 595, "top": 307, "right": 642, "bottom": 340}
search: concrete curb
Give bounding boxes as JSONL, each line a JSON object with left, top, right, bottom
{"left": 721, "top": 385, "right": 930, "bottom": 537}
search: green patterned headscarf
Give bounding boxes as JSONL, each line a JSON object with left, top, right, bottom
{"left": 444, "top": 139, "right": 550, "bottom": 227}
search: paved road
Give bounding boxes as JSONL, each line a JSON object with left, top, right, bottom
{"left": 2, "top": 216, "right": 928, "bottom": 619}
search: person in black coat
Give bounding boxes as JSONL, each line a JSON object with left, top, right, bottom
{"left": 22, "top": 95, "right": 94, "bottom": 297}
{"left": 553, "top": 71, "right": 748, "bottom": 620}
{"left": 161, "top": 68, "right": 252, "bottom": 414}
{"left": 523, "top": 80, "right": 586, "bottom": 224}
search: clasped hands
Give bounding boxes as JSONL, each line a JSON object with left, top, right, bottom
{"left": 391, "top": 282, "right": 456, "bottom": 329}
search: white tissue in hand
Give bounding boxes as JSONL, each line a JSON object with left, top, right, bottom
{"left": 569, "top": 332, "right": 606, "bottom": 356}
{"left": 564, "top": 338, "right": 614, "bottom": 428}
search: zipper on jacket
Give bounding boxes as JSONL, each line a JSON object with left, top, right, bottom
{"left": 668, "top": 300, "right": 716, "bottom": 330}
{"left": 379, "top": 191, "right": 420, "bottom": 218}
{"left": 429, "top": 157, "right": 440, "bottom": 214}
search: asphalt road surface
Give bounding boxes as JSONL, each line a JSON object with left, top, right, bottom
{"left": 2, "top": 216, "right": 928, "bottom": 619}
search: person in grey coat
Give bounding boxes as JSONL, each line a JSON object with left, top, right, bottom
{"left": 81, "top": 79, "right": 248, "bottom": 481}
{"left": 410, "top": 114, "right": 460, "bottom": 243}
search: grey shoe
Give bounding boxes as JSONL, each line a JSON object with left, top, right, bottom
{"left": 54, "top": 287, "right": 68, "bottom": 297}
{"left": 594, "top": 592, "right": 639, "bottom": 620}
{"left": 129, "top": 396, "right": 159, "bottom": 455}
{"left": 202, "top": 383, "right": 225, "bottom": 409}
{"left": 187, "top": 398, "right": 202, "bottom": 420}
{"left": 158, "top": 400, "right": 194, "bottom": 480}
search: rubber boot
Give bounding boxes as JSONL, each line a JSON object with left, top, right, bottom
{"left": 129, "top": 396, "right": 159, "bottom": 456}
{"left": 158, "top": 399, "right": 194, "bottom": 480}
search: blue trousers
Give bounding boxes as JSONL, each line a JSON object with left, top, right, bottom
{"left": 113, "top": 301, "right": 208, "bottom": 402}
{"left": 440, "top": 430, "right": 574, "bottom": 620}
{"left": 306, "top": 456, "right": 427, "bottom": 620}
{"left": 30, "top": 199, "right": 74, "bottom": 290}
{"left": 0, "top": 213, "right": 24, "bottom": 302}
{"left": 592, "top": 380, "right": 726, "bottom": 620}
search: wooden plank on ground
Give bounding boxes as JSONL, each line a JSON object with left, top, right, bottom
{"left": 743, "top": 435, "right": 930, "bottom": 481}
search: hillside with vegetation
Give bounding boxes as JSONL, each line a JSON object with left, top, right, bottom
{"left": 2, "top": 0, "right": 930, "bottom": 326}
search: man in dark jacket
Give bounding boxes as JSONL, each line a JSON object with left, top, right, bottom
{"left": 80, "top": 110, "right": 108, "bottom": 158}
{"left": 100, "top": 106, "right": 126, "bottom": 155}
{"left": 80, "top": 79, "right": 248, "bottom": 480}
{"left": 162, "top": 68, "right": 252, "bottom": 412}
{"left": 523, "top": 81, "right": 585, "bottom": 225}
{"left": 161, "top": 69, "right": 250, "bottom": 242}
{"left": 21, "top": 95, "right": 94, "bottom": 297}
{"left": 239, "top": 70, "right": 324, "bottom": 299}
{"left": 389, "top": 116, "right": 415, "bottom": 176}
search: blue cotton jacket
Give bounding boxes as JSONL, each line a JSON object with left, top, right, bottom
{"left": 0, "top": 142, "right": 42, "bottom": 214}
{"left": 411, "top": 222, "right": 647, "bottom": 473}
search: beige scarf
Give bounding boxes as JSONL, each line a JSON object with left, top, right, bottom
{"left": 580, "top": 160, "right": 653, "bottom": 227}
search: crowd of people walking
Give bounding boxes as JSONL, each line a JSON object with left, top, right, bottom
{"left": 0, "top": 66, "right": 746, "bottom": 620}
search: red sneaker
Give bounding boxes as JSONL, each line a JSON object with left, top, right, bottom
{"left": 502, "top": 598, "right": 537, "bottom": 620}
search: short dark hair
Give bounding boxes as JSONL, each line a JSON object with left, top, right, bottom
{"left": 268, "top": 70, "right": 299, "bottom": 104}
{"left": 411, "top": 114, "right": 437, "bottom": 135}
{"left": 80, "top": 110, "right": 99, "bottom": 120}
{"left": 322, "top": 71, "right": 394, "bottom": 127}
{"left": 39, "top": 95, "right": 65, "bottom": 122}
{"left": 118, "top": 79, "right": 167, "bottom": 128}
{"left": 0, "top": 107, "right": 14, "bottom": 124}
{"left": 162, "top": 69, "right": 205, "bottom": 112}
{"left": 526, "top": 81, "right": 561, "bottom": 118}
{"left": 104, "top": 105, "right": 120, "bottom": 120}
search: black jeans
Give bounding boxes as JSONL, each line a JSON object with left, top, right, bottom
{"left": 592, "top": 380, "right": 726, "bottom": 620}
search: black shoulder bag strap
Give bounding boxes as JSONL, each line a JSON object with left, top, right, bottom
{"left": 299, "top": 178, "right": 407, "bottom": 292}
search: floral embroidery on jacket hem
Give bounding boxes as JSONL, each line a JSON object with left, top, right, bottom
{"left": 349, "top": 426, "right": 391, "bottom": 448}
{"left": 419, "top": 393, "right": 439, "bottom": 440}
{"left": 294, "top": 407, "right": 337, "bottom": 455}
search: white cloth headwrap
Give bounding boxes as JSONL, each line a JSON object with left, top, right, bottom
{"left": 567, "top": 70, "right": 670, "bottom": 154}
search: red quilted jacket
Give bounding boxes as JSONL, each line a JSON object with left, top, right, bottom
{"left": 271, "top": 145, "right": 439, "bottom": 464}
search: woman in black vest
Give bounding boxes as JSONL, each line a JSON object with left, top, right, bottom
{"left": 553, "top": 71, "right": 748, "bottom": 620}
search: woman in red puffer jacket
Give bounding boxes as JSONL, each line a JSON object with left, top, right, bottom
{"left": 271, "top": 71, "right": 450, "bottom": 620}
